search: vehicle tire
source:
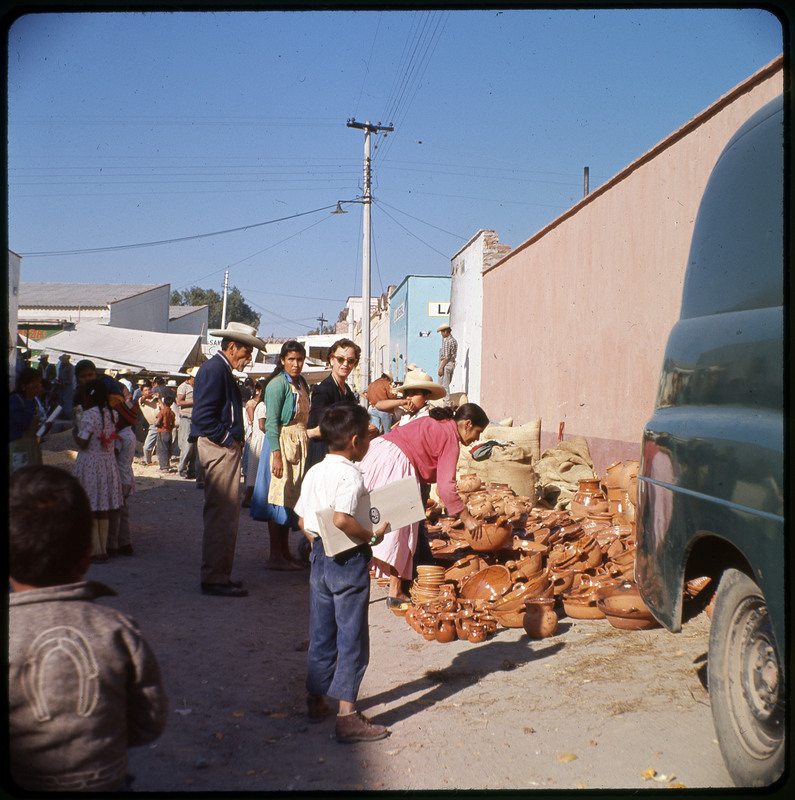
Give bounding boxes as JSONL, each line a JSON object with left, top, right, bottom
{"left": 708, "top": 568, "right": 784, "bottom": 786}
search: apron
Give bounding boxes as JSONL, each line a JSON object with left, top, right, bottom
{"left": 267, "top": 380, "right": 310, "bottom": 509}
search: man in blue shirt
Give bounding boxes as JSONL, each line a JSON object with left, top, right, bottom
{"left": 192, "top": 322, "right": 265, "bottom": 597}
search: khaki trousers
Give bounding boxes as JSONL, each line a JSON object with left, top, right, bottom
{"left": 197, "top": 437, "right": 242, "bottom": 585}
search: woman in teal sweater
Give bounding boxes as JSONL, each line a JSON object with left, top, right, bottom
{"left": 250, "top": 340, "right": 310, "bottom": 570}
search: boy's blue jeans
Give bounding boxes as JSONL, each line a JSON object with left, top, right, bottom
{"left": 306, "top": 538, "right": 371, "bottom": 704}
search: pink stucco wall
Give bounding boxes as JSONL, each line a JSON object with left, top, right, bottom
{"left": 481, "top": 58, "right": 783, "bottom": 474}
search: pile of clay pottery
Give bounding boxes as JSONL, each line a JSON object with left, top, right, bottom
{"left": 410, "top": 565, "right": 447, "bottom": 605}
{"left": 412, "top": 461, "right": 659, "bottom": 637}
{"left": 404, "top": 593, "right": 498, "bottom": 644}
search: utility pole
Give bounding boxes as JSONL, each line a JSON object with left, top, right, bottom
{"left": 316, "top": 313, "right": 327, "bottom": 333}
{"left": 347, "top": 118, "right": 393, "bottom": 390}
{"left": 221, "top": 269, "right": 229, "bottom": 329}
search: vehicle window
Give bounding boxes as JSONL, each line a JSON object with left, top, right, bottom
{"left": 680, "top": 108, "right": 783, "bottom": 319}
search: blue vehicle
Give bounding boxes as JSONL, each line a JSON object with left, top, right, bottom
{"left": 635, "top": 95, "right": 784, "bottom": 787}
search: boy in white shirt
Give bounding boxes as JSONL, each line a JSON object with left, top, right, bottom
{"left": 295, "top": 402, "right": 390, "bottom": 743}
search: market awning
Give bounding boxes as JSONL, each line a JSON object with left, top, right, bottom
{"left": 41, "top": 322, "right": 205, "bottom": 374}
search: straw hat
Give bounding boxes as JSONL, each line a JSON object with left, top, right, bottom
{"left": 437, "top": 323, "right": 451, "bottom": 332}
{"left": 166, "top": 379, "right": 178, "bottom": 388}
{"left": 209, "top": 321, "right": 266, "bottom": 350}
{"left": 186, "top": 366, "right": 200, "bottom": 377}
{"left": 398, "top": 368, "right": 446, "bottom": 401}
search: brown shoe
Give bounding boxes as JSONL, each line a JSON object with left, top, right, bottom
{"left": 307, "top": 694, "right": 329, "bottom": 723}
{"left": 335, "top": 711, "right": 390, "bottom": 743}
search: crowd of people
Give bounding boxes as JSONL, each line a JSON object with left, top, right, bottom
{"left": 9, "top": 319, "right": 487, "bottom": 787}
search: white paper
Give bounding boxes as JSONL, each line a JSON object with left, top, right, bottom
{"left": 316, "top": 476, "right": 425, "bottom": 557}
{"left": 37, "top": 405, "right": 62, "bottom": 437}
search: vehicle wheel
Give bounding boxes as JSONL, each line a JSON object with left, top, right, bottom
{"left": 708, "top": 568, "right": 784, "bottom": 786}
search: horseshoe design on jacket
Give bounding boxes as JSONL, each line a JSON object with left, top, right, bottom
{"left": 21, "top": 626, "right": 100, "bottom": 722}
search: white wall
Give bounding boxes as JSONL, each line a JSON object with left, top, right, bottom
{"left": 110, "top": 286, "right": 171, "bottom": 332}
{"left": 8, "top": 251, "right": 21, "bottom": 390}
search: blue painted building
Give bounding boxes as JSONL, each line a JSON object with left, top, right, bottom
{"left": 388, "top": 275, "right": 451, "bottom": 382}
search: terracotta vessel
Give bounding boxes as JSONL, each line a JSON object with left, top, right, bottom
{"left": 467, "top": 622, "right": 487, "bottom": 643}
{"left": 605, "top": 460, "right": 623, "bottom": 489}
{"left": 523, "top": 597, "right": 558, "bottom": 638}
{"left": 458, "top": 473, "right": 482, "bottom": 493}
{"left": 477, "top": 613, "right": 498, "bottom": 635}
{"left": 460, "top": 565, "right": 512, "bottom": 602}
{"left": 570, "top": 478, "right": 609, "bottom": 517}
{"left": 516, "top": 552, "right": 544, "bottom": 577}
{"left": 455, "top": 611, "right": 473, "bottom": 640}
{"left": 550, "top": 569, "right": 574, "bottom": 596}
{"left": 435, "top": 613, "right": 458, "bottom": 643}
{"left": 467, "top": 515, "right": 513, "bottom": 553}
{"left": 562, "top": 591, "right": 605, "bottom": 619}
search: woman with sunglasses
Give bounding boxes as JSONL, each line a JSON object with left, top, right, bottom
{"left": 305, "top": 338, "right": 360, "bottom": 472}
{"left": 250, "top": 341, "right": 310, "bottom": 570}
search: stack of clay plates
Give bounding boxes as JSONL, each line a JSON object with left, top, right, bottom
{"left": 410, "top": 565, "right": 446, "bottom": 605}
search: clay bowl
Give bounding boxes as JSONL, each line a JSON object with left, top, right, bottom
{"left": 444, "top": 555, "right": 481, "bottom": 584}
{"left": 562, "top": 590, "right": 606, "bottom": 620}
{"left": 467, "top": 515, "right": 513, "bottom": 553}
{"left": 487, "top": 596, "right": 528, "bottom": 628}
{"left": 459, "top": 565, "right": 512, "bottom": 602}
{"left": 513, "top": 538, "right": 550, "bottom": 557}
{"left": 597, "top": 588, "right": 659, "bottom": 630}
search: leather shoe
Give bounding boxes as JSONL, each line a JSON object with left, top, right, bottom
{"left": 307, "top": 694, "right": 330, "bottom": 723}
{"left": 336, "top": 711, "right": 390, "bottom": 743}
{"left": 228, "top": 579, "right": 244, "bottom": 589}
{"left": 201, "top": 582, "right": 248, "bottom": 597}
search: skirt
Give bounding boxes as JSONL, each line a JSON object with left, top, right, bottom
{"left": 359, "top": 436, "right": 421, "bottom": 580}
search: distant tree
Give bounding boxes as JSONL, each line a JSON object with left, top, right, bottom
{"left": 306, "top": 322, "right": 337, "bottom": 335}
{"left": 171, "top": 286, "right": 260, "bottom": 330}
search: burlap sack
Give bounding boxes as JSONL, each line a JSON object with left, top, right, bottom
{"left": 457, "top": 442, "right": 537, "bottom": 502}
{"left": 481, "top": 417, "right": 541, "bottom": 464}
{"left": 533, "top": 436, "right": 596, "bottom": 510}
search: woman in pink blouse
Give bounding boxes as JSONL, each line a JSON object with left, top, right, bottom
{"left": 360, "top": 403, "right": 489, "bottom": 607}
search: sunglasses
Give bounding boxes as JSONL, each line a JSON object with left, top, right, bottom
{"left": 334, "top": 356, "right": 358, "bottom": 366}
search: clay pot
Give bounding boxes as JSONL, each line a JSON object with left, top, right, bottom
{"left": 605, "top": 460, "right": 623, "bottom": 489}
{"left": 488, "top": 597, "right": 527, "bottom": 628}
{"left": 562, "top": 590, "right": 605, "bottom": 619}
{"left": 477, "top": 613, "right": 498, "bottom": 635}
{"left": 435, "top": 613, "right": 458, "bottom": 643}
{"left": 467, "top": 622, "right": 488, "bottom": 643}
{"left": 468, "top": 499, "right": 494, "bottom": 518}
{"left": 618, "top": 461, "right": 639, "bottom": 491}
{"left": 405, "top": 606, "right": 422, "bottom": 632}
{"left": 460, "top": 565, "right": 512, "bottom": 602}
{"left": 550, "top": 569, "right": 575, "bottom": 596}
{"left": 458, "top": 473, "right": 482, "bottom": 493}
{"left": 467, "top": 515, "right": 513, "bottom": 553}
{"left": 445, "top": 555, "right": 482, "bottom": 584}
{"left": 570, "top": 478, "right": 609, "bottom": 517}
{"left": 523, "top": 597, "right": 558, "bottom": 638}
{"left": 516, "top": 552, "right": 544, "bottom": 577}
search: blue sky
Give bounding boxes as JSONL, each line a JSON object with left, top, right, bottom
{"left": 7, "top": 8, "right": 783, "bottom": 337}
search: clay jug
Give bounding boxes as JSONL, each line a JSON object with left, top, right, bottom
{"left": 523, "top": 597, "right": 558, "bottom": 638}
{"left": 570, "top": 478, "right": 608, "bottom": 517}
{"left": 435, "top": 613, "right": 457, "bottom": 643}
{"left": 467, "top": 621, "right": 487, "bottom": 643}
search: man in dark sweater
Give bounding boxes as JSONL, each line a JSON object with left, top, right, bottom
{"left": 191, "top": 322, "right": 265, "bottom": 597}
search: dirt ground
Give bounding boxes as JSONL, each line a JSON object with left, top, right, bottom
{"left": 38, "top": 429, "right": 737, "bottom": 793}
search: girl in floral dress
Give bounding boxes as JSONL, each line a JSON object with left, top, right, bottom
{"left": 73, "top": 379, "right": 124, "bottom": 563}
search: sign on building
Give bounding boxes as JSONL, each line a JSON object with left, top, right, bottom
{"left": 428, "top": 301, "right": 450, "bottom": 317}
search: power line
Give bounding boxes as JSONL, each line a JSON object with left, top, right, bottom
{"left": 17, "top": 203, "right": 340, "bottom": 258}
{"left": 374, "top": 203, "right": 451, "bottom": 260}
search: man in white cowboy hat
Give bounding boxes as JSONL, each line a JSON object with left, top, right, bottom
{"left": 373, "top": 368, "right": 446, "bottom": 427}
{"left": 176, "top": 366, "right": 201, "bottom": 481}
{"left": 192, "top": 322, "right": 265, "bottom": 597}
{"left": 437, "top": 322, "right": 457, "bottom": 405}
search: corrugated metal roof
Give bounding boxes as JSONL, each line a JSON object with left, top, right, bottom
{"left": 19, "top": 283, "right": 167, "bottom": 309}
{"left": 169, "top": 304, "right": 207, "bottom": 320}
